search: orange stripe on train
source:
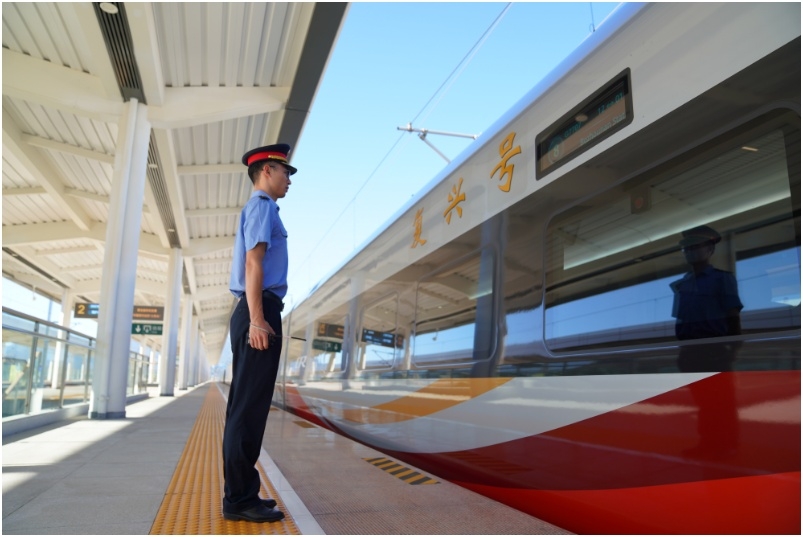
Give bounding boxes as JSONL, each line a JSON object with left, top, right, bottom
{"left": 342, "top": 378, "right": 512, "bottom": 424}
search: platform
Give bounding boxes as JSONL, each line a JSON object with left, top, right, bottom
{"left": 2, "top": 383, "right": 570, "bottom": 535}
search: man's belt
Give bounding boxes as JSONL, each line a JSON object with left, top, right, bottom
{"left": 262, "top": 289, "right": 284, "bottom": 312}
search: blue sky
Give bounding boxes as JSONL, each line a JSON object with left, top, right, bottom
{"left": 3, "top": 2, "right": 621, "bottom": 362}
{"left": 281, "top": 2, "right": 620, "bottom": 309}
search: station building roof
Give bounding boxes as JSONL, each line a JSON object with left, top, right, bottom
{"left": 2, "top": 2, "right": 348, "bottom": 364}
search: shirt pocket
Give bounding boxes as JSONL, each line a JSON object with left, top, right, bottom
{"left": 271, "top": 220, "right": 288, "bottom": 251}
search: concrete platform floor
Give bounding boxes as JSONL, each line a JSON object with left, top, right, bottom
{"left": 3, "top": 383, "right": 571, "bottom": 535}
{"left": 249, "top": 386, "right": 571, "bottom": 535}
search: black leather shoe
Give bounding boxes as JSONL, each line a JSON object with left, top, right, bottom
{"left": 223, "top": 503, "right": 285, "bottom": 523}
{"left": 262, "top": 498, "right": 277, "bottom": 509}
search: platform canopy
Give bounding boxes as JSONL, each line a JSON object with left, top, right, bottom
{"left": 2, "top": 2, "right": 348, "bottom": 364}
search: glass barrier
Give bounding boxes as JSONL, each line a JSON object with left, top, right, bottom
{"left": 2, "top": 307, "right": 96, "bottom": 418}
{"left": 127, "top": 351, "right": 151, "bottom": 396}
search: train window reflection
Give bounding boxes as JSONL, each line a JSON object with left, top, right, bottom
{"left": 412, "top": 250, "right": 495, "bottom": 366}
{"left": 310, "top": 349, "right": 344, "bottom": 377}
{"left": 413, "top": 324, "right": 475, "bottom": 364}
{"left": 546, "top": 276, "right": 679, "bottom": 349}
{"left": 359, "top": 294, "right": 404, "bottom": 370}
{"left": 545, "top": 120, "right": 800, "bottom": 351}
{"left": 303, "top": 315, "right": 347, "bottom": 380}
{"left": 736, "top": 246, "right": 801, "bottom": 331}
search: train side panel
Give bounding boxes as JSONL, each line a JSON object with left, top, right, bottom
{"left": 279, "top": 4, "right": 800, "bottom": 534}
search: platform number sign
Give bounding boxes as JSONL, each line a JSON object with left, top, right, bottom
{"left": 74, "top": 303, "right": 100, "bottom": 318}
{"left": 73, "top": 303, "right": 165, "bottom": 321}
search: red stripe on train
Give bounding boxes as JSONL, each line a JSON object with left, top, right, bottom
{"left": 283, "top": 385, "right": 328, "bottom": 428}
{"left": 391, "top": 372, "right": 799, "bottom": 490}
{"left": 461, "top": 471, "right": 801, "bottom": 534}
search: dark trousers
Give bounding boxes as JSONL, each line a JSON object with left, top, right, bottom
{"left": 222, "top": 294, "right": 283, "bottom": 512}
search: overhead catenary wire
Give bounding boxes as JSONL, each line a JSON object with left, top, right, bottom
{"left": 296, "top": 4, "right": 513, "bottom": 294}
{"left": 409, "top": 2, "right": 512, "bottom": 128}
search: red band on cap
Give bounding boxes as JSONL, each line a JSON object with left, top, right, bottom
{"left": 247, "top": 151, "right": 288, "bottom": 166}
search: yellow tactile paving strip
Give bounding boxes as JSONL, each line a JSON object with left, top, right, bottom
{"left": 150, "top": 387, "right": 301, "bottom": 535}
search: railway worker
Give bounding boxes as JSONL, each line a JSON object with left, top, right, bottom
{"left": 221, "top": 143, "right": 296, "bottom": 523}
{"left": 670, "top": 225, "right": 742, "bottom": 459}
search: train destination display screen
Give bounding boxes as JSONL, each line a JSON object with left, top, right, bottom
{"left": 536, "top": 69, "right": 632, "bottom": 178}
{"left": 317, "top": 322, "right": 344, "bottom": 339}
{"left": 361, "top": 329, "right": 403, "bottom": 348}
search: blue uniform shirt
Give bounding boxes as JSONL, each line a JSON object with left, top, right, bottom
{"left": 670, "top": 265, "right": 743, "bottom": 340}
{"left": 230, "top": 191, "right": 288, "bottom": 299}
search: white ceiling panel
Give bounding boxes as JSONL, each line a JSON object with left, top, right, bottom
{"left": 3, "top": 2, "right": 348, "bottom": 367}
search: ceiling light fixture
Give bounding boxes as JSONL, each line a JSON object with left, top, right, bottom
{"left": 99, "top": 2, "right": 118, "bottom": 15}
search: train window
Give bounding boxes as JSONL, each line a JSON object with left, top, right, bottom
{"left": 283, "top": 337, "right": 306, "bottom": 384}
{"left": 412, "top": 248, "right": 496, "bottom": 366}
{"left": 413, "top": 248, "right": 495, "bottom": 367}
{"left": 309, "top": 348, "right": 344, "bottom": 378}
{"left": 545, "top": 115, "right": 800, "bottom": 351}
{"left": 359, "top": 294, "right": 404, "bottom": 370}
{"left": 499, "top": 211, "right": 543, "bottom": 363}
{"left": 735, "top": 238, "right": 800, "bottom": 331}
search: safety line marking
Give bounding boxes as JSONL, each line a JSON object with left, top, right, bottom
{"left": 364, "top": 457, "right": 439, "bottom": 485}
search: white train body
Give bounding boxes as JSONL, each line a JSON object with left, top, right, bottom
{"left": 274, "top": 4, "right": 801, "bottom": 533}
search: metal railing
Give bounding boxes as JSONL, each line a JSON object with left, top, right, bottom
{"left": 2, "top": 307, "right": 154, "bottom": 419}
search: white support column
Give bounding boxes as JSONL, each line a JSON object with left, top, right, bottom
{"left": 199, "top": 332, "right": 207, "bottom": 384}
{"left": 149, "top": 347, "right": 158, "bottom": 385}
{"left": 90, "top": 99, "right": 150, "bottom": 419}
{"left": 178, "top": 299, "right": 193, "bottom": 390}
{"left": 52, "top": 290, "right": 76, "bottom": 389}
{"left": 193, "top": 332, "right": 202, "bottom": 387}
{"left": 342, "top": 275, "right": 364, "bottom": 383}
{"left": 204, "top": 345, "right": 210, "bottom": 382}
{"left": 188, "top": 315, "right": 199, "bottom": 387}
{"left": 298, "top": 314, "right": 316, "bottom": 386}
{"left": 200, "top": 344, "right": 208, "bottom": 383}
{"left": 159, "top": 248, "right": 182, "bottom": 396}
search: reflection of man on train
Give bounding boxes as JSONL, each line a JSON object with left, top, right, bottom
{"left": 671, "top": 225, "right": 743, "bottom": 350}
{"left": 670, "top": 225, "right": 743, "bottom": 458}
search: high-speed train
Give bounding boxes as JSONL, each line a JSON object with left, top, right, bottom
{"left": 275, "top": 3, "right": 800, "bottom": 534}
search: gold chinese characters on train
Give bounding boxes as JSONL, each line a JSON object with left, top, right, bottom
{"left": 490, "top": 132, "right": 521, "bottom": 192}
